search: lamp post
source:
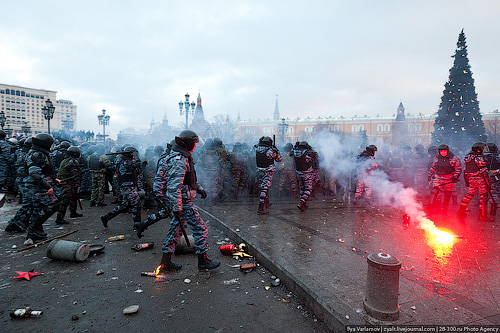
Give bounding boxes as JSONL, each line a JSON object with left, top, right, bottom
{"left": 179, "top": 93, "right": 196, "bottom": 130}
{"left": 41, "top": 99, "right": 55, "bottom": 134}
{"left": 277, "top": 118, "right": 289, "bottom": 144}
{"left": 0, "top": 110, "right": 5, "bottom": 130}
{"left": 97, "top": 109, "right": 110, "bottom": 142}
{"left": 5, "top": 124, "right": 13, "bottom": 137}
{"left": 21, "top": 121, "right": 31, "bottom": 137}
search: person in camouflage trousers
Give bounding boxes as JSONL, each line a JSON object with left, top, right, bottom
{"left": 55, "top": 146, "right": 83, "bottom": 224}
{"left": 200, "top": 138, "right": 227, "bottom": 204}
{"left": 6, "top": 138, "right": 19, "bottom": 194}
{"left": 24, "top": 133, "right": 62, "bottom": 242}
{"left": 142, "top": 146, "right": 163, "bottom": 208}
{"left": 255, "top": 136, "right": 282, "bottom": 215}
{"left": 0, "top": 130, "right": 13, "bottom": 192}
{"left": 355, "top": 145, "right": 378, "bottom": 204}
{"left": 428, "top": 144, "right": 462, "bottom": 214}
{"left": 228, "top": 142, "right": 248, "bottom": 200}
{"left": 293, "top": 141, "right": 319, "bottom": 211}
{"left": 100, "top": 146, "right": 145, "bottom": 228}
{"left": 278, "top": 143, "right": 297, "bottom": 197}
{"left": 134, "top": 145, "right": 173, "bottom": 238}
{"left": 4, "top": 137, "right": 32, "bottom": 232}
{"left": 157, "top": 130, "right": 220, "bottom": 273}
{"left": 78, "top": 143, "right": 92, "bottom": 199}
{"left": 88, "top": 143, "right": 111, "bottom": 206}
{"left": 457, "top": 142, "right": 492, "bottom": 221}
{"left": 485, "top": 143, "right": 500, "bottom": 217}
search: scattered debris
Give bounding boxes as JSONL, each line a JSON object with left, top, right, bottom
{"left": 271, "top": 278, "right": 280, "bottom": 287}
{"left": 123, "top": 305, "right": 139, "bottom": 315}
{"left": 71, "top": 314, "right": 79, "bottom": 321}
{"left": 135, "top": 289, "right": 144, "bottom": 293}
{"left": 96, "top": 270, "right": 104, "bottom": 275}
{"left": 11, "top": 245, "right": 17, "bottom": 249}
{"left": 184, "top": 278, "right": 191, "bottom": 284}
{"left": 108, "top": 235, "right": 124, "bottom": 241}
{"left": 410, "top": 306, "right": 416, "bottom": 310}
{"left": 346, "top": 315, "right": 350, "bottom": 320}
{"left": 223, "top": 278, "right": 240, "bottom": 285}
{"left": 281, "top": 299, "right": 291, "bottom": 303}
{"left": 240, "top": 263, "right": 257, "bottom": 272}
{"left": 264, "top": 286, "right": 271, "bottom": 291}
{"left": 132, "top": 242, "right": 154, "bottom": 251}
{"left": 338, "top": 238, "right": 345, "bottom": 243}
{"left": 10, "top": 307, "right": 43, "bottom": 318}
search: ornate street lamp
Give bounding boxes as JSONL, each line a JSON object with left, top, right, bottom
{"left": 97, "top": 109, "right": 110, "bottom": 141}
{"left": 179, "top": 92, "right": 196, "bottom": 130}
{"left": 41, "top": 99, "right": 55, "bottom": 134}
{"left": 5, "top": 124, "right": 13, "bottom": 137}
{"left": 21, "top": 121, "right": 31, "bottom": 137}
{"left": 0, "top": 110, "right": 6, "bottom": 130}
{"left": 278, "top": 118, "right": 289, "bottom": 144}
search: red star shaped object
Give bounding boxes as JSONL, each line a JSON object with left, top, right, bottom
{"left": 12, "top": 269, "right": 43, "bottom": 281}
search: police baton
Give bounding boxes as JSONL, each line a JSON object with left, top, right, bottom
{"left": 156, "top": 199, "right": 191, "bottom": 247}
{"left": 480, "top": 173, "right": 497, "bottom": 207}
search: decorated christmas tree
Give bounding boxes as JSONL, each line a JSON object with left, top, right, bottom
{"left": 432, "top": 29, "right": 486, "bottom": 151}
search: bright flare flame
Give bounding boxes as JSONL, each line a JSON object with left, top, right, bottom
{"left": 415, "top": 216, "right": 455, "bottom": 245}
{"left": 154, "top": 265, "right": 162, "bottom": 276}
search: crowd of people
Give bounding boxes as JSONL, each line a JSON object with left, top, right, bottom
{"left": 2, "top": 129, "right": 499, "bottom": 270}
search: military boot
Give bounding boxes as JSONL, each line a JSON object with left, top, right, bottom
{"left": 198, "top": 252, "right": 220, "bottom": 271}
{"left": 457, "top": 205, "right": 467, "bottom": 217}
{"left": 297, "top": 201, "right": 307, "bottom": 211}
{"left": 257, "top": 203, "right": 268, "bottom": 215}
{"left": 70, "top": 211, "right": 83, "bottom": 218}
{"left": 158, "top": 252, "right": 182, "bottom": 273}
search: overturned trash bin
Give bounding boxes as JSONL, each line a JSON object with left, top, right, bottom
{"left": 46, "top": 240, "right": 90, "bottom": 262}
{"left": 363, "top": 252, "right": 401, "bottom": 321}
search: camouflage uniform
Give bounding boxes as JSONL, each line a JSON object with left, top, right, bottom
{"left": 6, "top": 140, "right": 19, "bottom": 193}
{"left": 413, "top": 148, "right": 429, "bottom": 195}
{"left": 458, "top": 150, "right": 489, "bottom": 219}
{"left": 100, "top": 150, "right": 143, "bottom": 226}
{"left": 79, "top": 144, "right": 92, "bottom": 199}
{"left": 255, "top": 138, "right": 282, "bottom": 214}
{"left": 4, "top": 142, "right": 31, "bottom": 232}
{"left": 293, "top": 143, "right": 319, "bottom": 210}
{"left": 0, "top": 134, "right": 13, "bottom": 190}
{"left": 24, "top": 135, "right": 61, "bottom": 241}
{"left": 278, "top": 149, "right": 297, "bottom": 197}
{"left": 56, "top": 151, "right": 82, "bottom": 222}
{"left": 88, "top": 150, "right": 112, "bottom": 206}
{"left": 142, "top": 147, "right": 163, "bottom": 208}
{"left": 228, "top": 143, "right": 248, "bottom": 199}
{"left": 201, "top": 140, "right": 227, "bottom": 203}
{"left": 355, "top": 149, "right": 378, "bottom": 201}
{"left": 428, "top": 149, "right": 461, "bottom": 212}
{"left": 161, "top": 147, "right": 208, "bottom": 255}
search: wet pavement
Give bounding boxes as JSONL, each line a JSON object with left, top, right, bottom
{"left": 1, "top": 191, "right": 499, "bottom": 332}
{"left": 195, "top": 194, "right": 500, "bottom": 331}
{"left": 0, "top": 194, "right": 330, "bottom": 332}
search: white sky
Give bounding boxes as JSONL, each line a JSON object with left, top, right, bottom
{"left": 1, "top": 0, "right": 500, "bottom": 138}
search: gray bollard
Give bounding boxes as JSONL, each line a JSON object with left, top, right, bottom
{"left": 46, "top": 240, "right": 90, "bottom": 262}
{"left": 363, "top": 252, "right": 402, "bottom": 321}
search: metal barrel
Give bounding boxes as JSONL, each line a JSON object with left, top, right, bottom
{"left": 46, "top": 240, "right": 90, "bottom": 262}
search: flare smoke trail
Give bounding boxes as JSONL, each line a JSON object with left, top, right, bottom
{"left": 310, "top": 131, "right": 451, "bottom": 241}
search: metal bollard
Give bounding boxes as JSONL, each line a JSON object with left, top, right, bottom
{"left": 363, "top": 252, "right": 401, "bottom": 321}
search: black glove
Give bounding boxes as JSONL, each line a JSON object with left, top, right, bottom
{"left": 154, "top": 196, "right": 163, "bottom": 204}
{"left": 197, "top": 189, "right": 207, "bottom": 199}
{"left": 173, "top": 211, "right": 181, "bottom": 221}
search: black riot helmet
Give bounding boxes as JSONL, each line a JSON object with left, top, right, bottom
{"left": 298, "top": 141, "right": 310, "bottom": 149}
{"left": 0, "top": 130, "right": 5, "bottom": 140}
{"left": 487, "top": 142, "right": 498, "bottom": 154}
{"left": 232, "top": 142, "right": 242, "bottom": 151}
{"left": 437, "top": 144, "right": 449, "bottom": 152}
{"left": 23, "top": 137, "right": 33, "bottom": 151}
{"left": 471, "top": 142, "right": 487, "bottom": 154}
{"left": 175, "top": 130, "right": 199, "bottom": 152}
{"left": 415, "top": 144, "right": 424, "bottom": 153}
{"left": 32, "top": 133, "right": 54, "bottom": 154}
{"left": 153, "top": 145, "right": 164, "bottom": 156}
{"left": 428, "top": 145, "right": 438, "bottom": 155}
{"left": 213, "top": 137, "right": 222, "bottom": 147}
{"left": 59, "top": 141, "right": 71, "bottom": 150}
{"left": 258, "top": 136, "right": 273, "bottom": 147}
{"left": 366, "top": 145, "right": 377, "bottom": 156}
{"left": 66, "top": 146, "right": 81, "bottom": 158}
